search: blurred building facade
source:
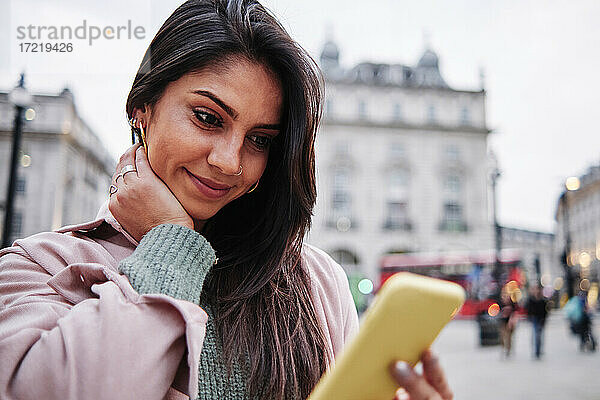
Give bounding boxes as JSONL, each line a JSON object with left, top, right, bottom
{"left": 308, "top": 40, "right": 494, "bottom": 297}
{"left": 499, "top": 226, "right": 555, "bottom": 287}
{"left": 0, "top": 88, "right": 115, "bottom": 245}
{"left": 555, "top": 166, "right": 600, "bottom": 296}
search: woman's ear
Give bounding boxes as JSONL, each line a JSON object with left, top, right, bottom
{"left": 133, "top": 105, "right": 151, "bottom": 126}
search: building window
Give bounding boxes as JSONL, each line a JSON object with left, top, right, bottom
{"left": 11, "top": 211, "right": 23, "bottom": 238}
{"left": 389, "top": 169, "right": 408, "bottom": 194}
{"left": 460, "top": 107, "right": 470, "bottom": 125}
{"left": 385, "top": 168, "right": 410, "bottom": 230}
{"left": 16, "top": 177, "right": 26, "bottom": 194}
{"left": 331, "top": 168, "right": 352, "bottom": 230}
{"left": 384, "top": 201, "right": 411, "bottom": 231}
{"left": 332, "top": 191, "right": 351, "bottom": 212}
{"left": 388, "top": 168, "right": 409, "bottom": 203}
{"left": 445, "top": 145, "right": 460, "bottom": 162}
{"left": 390, "top": 143, "right": 405, "bottom": 159}
{"left": 334, "top": 141, "right": 350, "bottom": 157}
{"left": 427, "top": 105, "right": 436, "bottom": 123}
{"left": 444, "top": 174, "right": 461, "bottom": 194}
{"left": 393, "top": 103, "right": 402, "bottom": 121}
{"left": 440, "top": 202, "right": 467, "bottom": 232}
{"left": 330, "top": 249, "right": 360, "bottom": 271}
{"left": 358, "top": 100, "right": 367, "bottom": 119}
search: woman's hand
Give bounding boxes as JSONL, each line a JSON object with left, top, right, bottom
{"left": 389, "top": 350, "right": 453, "bottom": 400}
{"left": 109, "top": 144, "right": 194, "bottom": 242}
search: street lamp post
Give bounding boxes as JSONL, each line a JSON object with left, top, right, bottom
{"left": 2, "top": 73, "right": 32, "bottom": 249}
{"left": 490, "top": 167, "right": 502, "bottom": 299}
{"left": 561, "top": 176, "right": 580, "bottom": 299}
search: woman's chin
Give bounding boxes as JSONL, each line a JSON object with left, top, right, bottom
{"left": 188, "top": 208, "right": 218, "bottom": 230}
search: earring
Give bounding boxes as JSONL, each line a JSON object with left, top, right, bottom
{"left": 129, "top": 117, "right": 138, "bottom": 144}
{"left": 247, "top": 180, "right": 259, "bottom": 194}
{"left": 128, "top": 117, "right": 137, "bottom": 130}
{"left": 139, "top": 122, "right": 148, "bottom": 152}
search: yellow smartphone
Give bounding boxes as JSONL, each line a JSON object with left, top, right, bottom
{"left": 308, "top": 272, "right": 465, "bottom": 400}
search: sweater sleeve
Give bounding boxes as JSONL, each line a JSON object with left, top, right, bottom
{"left": 118, "top": 223, "right": 216, "bottom": 304}
{"left": 0, "top": 225, "right": 214, "bottom": 400}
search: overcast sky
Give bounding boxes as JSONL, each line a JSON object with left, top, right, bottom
{"left": 1, "top": 0, "right": 599, "bottom": 233}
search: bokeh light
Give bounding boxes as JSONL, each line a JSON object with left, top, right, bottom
{"left": 540, "top": 274, "right": 551, "bottom": 287}
{"left": 554, "top": 277, "right": 564, "bottom": 291}
{"left": 357, "top": 278, "right": 373, "bottom": 295}
{"left": 488, "top": 303, "right": 500, "bottom": 317}
{"left": 588, "top": 283, "right": 598, "bottom": 308}
{"left": 579, "top": 252, "right": 591, "bottom": 268}
{"left": 24, "top": 108, "right": 36, "bottom": 121}
{"left": 336, "top": 216, "right": 351, "bottom": 232}
{"left": 580, "top": 278, "right": 590, "bottom": 291}
{"left": 510, "top": 288, "right": 522, "bottom": 303}
{"left": 21, "top": 154, "right": 32, "bottom": 167}
{"left": 565, "top": 176, "right": 580, "bottom": 191}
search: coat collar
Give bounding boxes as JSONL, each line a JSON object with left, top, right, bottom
{"left": 55, "top": 200, "right": 140, "bottom": 247}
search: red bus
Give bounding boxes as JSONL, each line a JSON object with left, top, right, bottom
{"left": 379, "top": 249, "right": 525, "bottom": 318}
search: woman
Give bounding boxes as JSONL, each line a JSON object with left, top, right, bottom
{"left": 499, "top": 288, "right": 518, "bottom": 358}
{"left": 0, "top": 0, "right": 453, "bottom": 399}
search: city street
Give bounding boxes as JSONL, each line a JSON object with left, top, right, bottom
{"left": 433, "top": 311, "right": 599, "bottom": 399}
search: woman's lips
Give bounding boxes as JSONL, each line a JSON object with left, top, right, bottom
{"left": 185, "top": 169, "right": 232, "bottom": 199}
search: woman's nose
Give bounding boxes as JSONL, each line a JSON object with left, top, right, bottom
{"left": 207, "top": 132, "right": 244, "bottom": 175}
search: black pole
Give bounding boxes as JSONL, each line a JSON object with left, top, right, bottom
{"left": 491, "top": 169, "right": 502, "bottom": 299}
{"left": 534, "top": 254, "right": 541, "bottom": 285}
{"left": 560, "top": 192, "right": 575, "bottom": 298}
{"left": 2, "top": 74, "right": 26, "bottom": 249}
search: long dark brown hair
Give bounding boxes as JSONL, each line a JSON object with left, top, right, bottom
{"left": 125, "top": 0, "right": 328, "bottom": 398}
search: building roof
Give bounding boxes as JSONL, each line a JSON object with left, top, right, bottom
{"left": 0, "top": 86, "right": 115, "bottom": 174}
{"left": 555, "top": 162, "right": 600, "bottom": 220}
{"left": 320, "top": 41, "right": 457, "bottom": 91}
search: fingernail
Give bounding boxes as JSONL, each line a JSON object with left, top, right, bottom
{"left": 392, "top": 361, "right": 411, "bottom": 378}
{"left": 423, "top": 350, "right": 439, "bottom": 364}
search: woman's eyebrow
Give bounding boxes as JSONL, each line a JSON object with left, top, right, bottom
{"left": 255, "top": 123, "right": 281, "bottom": 131}
{"left": 190, "top": 89, "right": 239, "bottom": 119}
{"left": 191, "top": 89, "right": 281, "bottom": 131}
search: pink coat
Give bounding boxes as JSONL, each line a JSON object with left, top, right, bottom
{"left": 0, "top": 201, "right": 359, "bottom": 400}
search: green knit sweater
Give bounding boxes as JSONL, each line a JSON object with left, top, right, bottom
{"left": 118, "top": 223, "right": 252, "bottom": 400}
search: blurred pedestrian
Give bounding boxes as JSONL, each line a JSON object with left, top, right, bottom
{"left": 499, "top": 288, "right": 518, "bottom": 358}
{"left": 526, "top": 286, "right": 548, "bottom": 359}
{"left": 565, "top": 292, "right": 597, "bottom": 352}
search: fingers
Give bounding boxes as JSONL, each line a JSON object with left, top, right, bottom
{"left": 390, "top": 361, "right": 442, "bottom": 400}
{"left": 113, "top": 144, "right": 142, "bottom": 185}
{"left": 394, "top": 387, "right": 410, "bottom": 400}
{"left": 134, "top": 144, "right": 151, "bottom": 176}
{"left": 422, "top": 350, "right": 453, "bottom": 400}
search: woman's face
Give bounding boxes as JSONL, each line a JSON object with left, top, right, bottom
{"left": 138, "top": 58, "right": 283, "bottom": 228}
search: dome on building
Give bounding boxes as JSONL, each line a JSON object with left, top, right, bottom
{"left": 417, "top": 49, "right": 440, "bottom": 69}
{"left": 320, "top": 40, "right": 340, "bottom": 65}
{"left": 413, "top": 48, "right": 448, "bottom": 88}
{"left": 320, "top": 39, "right": 343, "bottom": 79}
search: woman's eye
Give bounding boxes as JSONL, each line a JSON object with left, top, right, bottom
{"left": 194, "top": 109, "right": 223, "bottom": 127}
{"left": 249, "top": 135, "right": 272, "bottom": 151}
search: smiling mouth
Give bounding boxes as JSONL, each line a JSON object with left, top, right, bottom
{"left": 185, "top": 168, "right": 233, "bottom": 199}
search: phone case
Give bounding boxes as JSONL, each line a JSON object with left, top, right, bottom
{"left": 308, "top": 272, "right": 465, "bottom": 400}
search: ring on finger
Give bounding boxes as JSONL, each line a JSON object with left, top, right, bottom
{"left": 121, "top": 164, "right": 137, "bottom": 174}
{"left": 122, "top": 170, "right": 137, "bottom": 179}
{"left": 109, "top": 184, "right": 118, "bottom": 196}
{"left": 120, "top": 164, "right": 137, "bottom": 180}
